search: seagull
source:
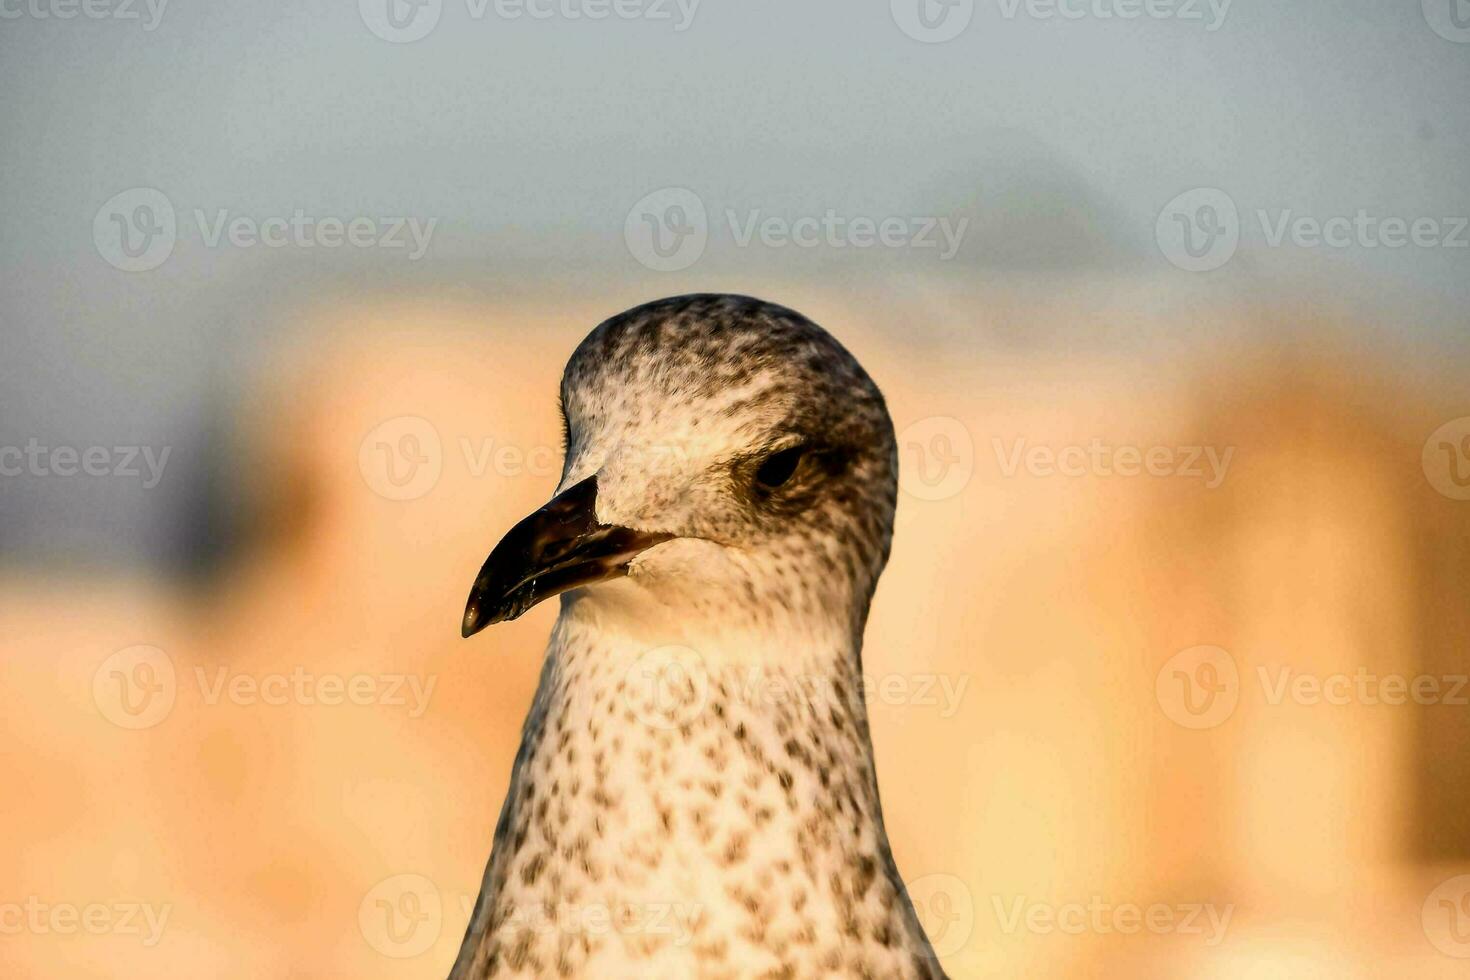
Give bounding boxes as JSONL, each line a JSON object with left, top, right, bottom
{"left": 450, "top": 294, "right": 947, "bottom": 979}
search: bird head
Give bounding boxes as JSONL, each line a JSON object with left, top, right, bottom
{"left": 462, "top": 295, "right": 897, "bottom": 647}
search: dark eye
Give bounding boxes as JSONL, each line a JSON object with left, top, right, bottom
{"left": 754, "top": 445, "right": 807, "bottom": 491}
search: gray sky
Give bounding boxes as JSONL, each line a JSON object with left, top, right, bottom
{"left": 1, "top": 0, "right": 1467, "bottom": 567}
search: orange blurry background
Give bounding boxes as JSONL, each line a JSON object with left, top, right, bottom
{"left": 4, "top": 285, "right": 1470, "bottom": 978}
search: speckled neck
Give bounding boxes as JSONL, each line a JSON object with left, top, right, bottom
{"left": 449, "top": 604, "right": 946, "bottom": 980}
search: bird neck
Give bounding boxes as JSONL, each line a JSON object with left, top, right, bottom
{"left": 452, "top": 594, "right": 943, "bottom": 979}
{"left": 530, "top": 597, "right": 888, "bottom": 858}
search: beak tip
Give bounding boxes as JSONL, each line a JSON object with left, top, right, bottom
{"left": 461, "top": 603, "right": 485, "bottom": 639}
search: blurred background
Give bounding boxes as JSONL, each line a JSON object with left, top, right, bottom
{"left": 3, "top": 1, "right": 1470, "bottom": 977}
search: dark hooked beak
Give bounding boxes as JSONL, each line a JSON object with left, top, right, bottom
{"left": 461, "top": 475, "right": 672, "bottom": 638}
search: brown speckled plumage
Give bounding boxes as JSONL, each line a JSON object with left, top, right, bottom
{"left": 450, "top": 295, "right": 947, "bottom": 979}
